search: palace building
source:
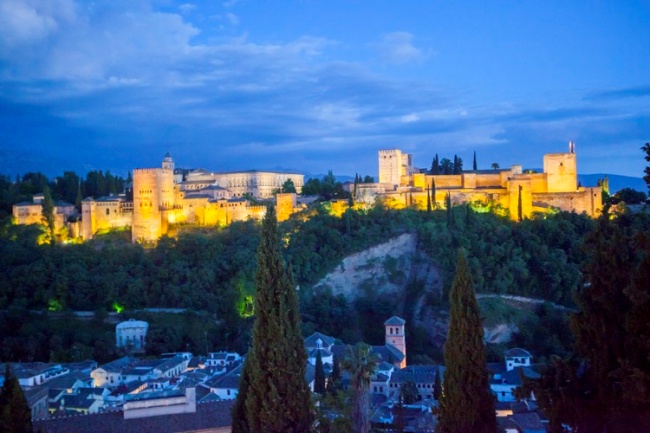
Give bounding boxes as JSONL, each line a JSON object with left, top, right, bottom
{"left": 373, "top": 142, "right": 602, "bottom": 219}
{"left": 80, "top": 153, "right": 304, "bottom": 242}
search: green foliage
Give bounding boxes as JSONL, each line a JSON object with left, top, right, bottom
{"left": 231, "top": 357, "right": 252, "bottom": 433}
{"left": 523, "top": 209, "right": 650, "bottom": 432}
{"left": 282, "top": 178, "right": 297, "bottom": 194}
{"left": 315, "top": 349, "right": 326, "bottom": 394}
{"left": 301, "top": 171, "right": 349, "bottom": 200}
{"left": 437, "top": 249, "right": 496, "bottom": 433}
{"left": 641, "top": 143, "right": 650, "bottom": 191}
{"left": 41, "top": 185, "right": 55, "bottom": 242}
{"left": 399, "top": 380, "right": 418, "bottom": 405}
{"left": 611, "top": 187, "right": 647, "bottom": 204}
{"left": 341, "top": 343, "right": 378, "bottom": 433}
{"left": 0, "top": 364, "right": 33, "bottom": 433}
{"left": 242, "top": 206, "right": 312, "bottom": 433}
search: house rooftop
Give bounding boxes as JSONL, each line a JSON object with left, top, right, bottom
{"left": 34, "top": 399, "right": 235, "bottom": 433}
{"left": 384, "top": 316, "right": 406, "bottom": 326}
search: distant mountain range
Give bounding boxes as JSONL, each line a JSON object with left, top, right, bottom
{"left": 306, "top": 173, "right": 647, "bottom": 194}
{"left": 579, "top": 174, "right": 646, "bottom": 194}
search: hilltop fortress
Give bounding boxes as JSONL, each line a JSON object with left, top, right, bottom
{"left": 80, "top": 154, "right": 304, "bottom": 242}
{"left": 13, "top": 143, "right": 602, "bottom": 241}
{"left": 369, "top": 142, "right": 602, "bottom": 219}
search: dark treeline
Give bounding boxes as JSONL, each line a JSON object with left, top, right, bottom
{"left": 0, "top": 170, "right": 129, "bottom": 217}
{"left": 3, "top": 203, "right": 644, "bottom": 366}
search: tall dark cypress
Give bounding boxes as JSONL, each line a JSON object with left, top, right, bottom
{"left": 0, "top": 364, "right": 33, "bottom": 433}
{"left": 231, "top": 357, "right": 252, "bottom": 433}
{"left": 239, "top": 205, "right": 312, "bottom": 433}
{"left": 426, "top": 184, "right": 432, "bottom": 214}
{"left": 446, "top": 192, "right": 453, "bottom": 227}
{"left": 431, "top": 178, "right": 436, "bottom": 209}
{"left": 437, "top": 249, "right": 496, "bottom": 433}
{"left": 473, "top": 151, "right": 477, "bottom": 171}
{"left": 314, "top": 349, "right": 326, "bottom": 394}
{"left": 432, "top": 154, "right": 440, "bottom": 175}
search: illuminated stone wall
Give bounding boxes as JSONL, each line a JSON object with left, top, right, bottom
{"left": 82, "top": 198, "right": 133, "bottom": 240}
{"left": 377, "top": 145, "right": 601, "bottom": 220}
{"left": 544, "top": 152, "right": 577, "bottom": 193}
{"left": 379, "top": 149, "right": 409, "bottom": 188}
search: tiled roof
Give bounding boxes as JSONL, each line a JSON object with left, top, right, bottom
{"left": 304, "top": 332, "right": 337, "bottom": 349}
{"left": 33, "top": 400, "right": 235, "bottom": 433}
{"left": 384, "top": 316, "right": 406, "bottom": 326}
{"left": 505, "top": 348, "right": 532, "bottom": 358}
{"left": 390, "top": 365, "right": 438, "bottom": 385}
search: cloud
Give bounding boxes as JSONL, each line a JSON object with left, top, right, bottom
{"left": 375, "top": 32, "right": 428, "bottom": 64}
{"left": 583, "top": 85, "right": 650, "bottom": 102}
{"left": 0, "top": 0, "right": 76, "bottom": 48}
{"left": 179, "top": 3, "right": 196, "bottom": 14}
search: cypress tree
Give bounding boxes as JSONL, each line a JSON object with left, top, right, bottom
{"left": 432, "top": 154, "right": 440, "bottom": 175}
{"left": 431, "top": 179, "right": 436, "bottom": 209}
{"left": 231, "top": 356, "right": 253, "bottom": 433}
{"left": 0, "top": 364, "right": 33, "bottom": 433}
{"left": 642, "top": 142, "right": 650, "bottom": 193}
{"left": 240, "top": 205, "right": 312, "bottom": 433}
{"left": 437, "top": 249, "right": 496, "bottom": 433}
{"left": 518, "top": 185, "right": 523, "bottom": 222}
{"left": 42, "top": 185, "right": 55, "bottom": 243}
{"left": 473, "top": 151, "right": 477, "bottom": 171}
{"left": 328, "top": 353, "right": 341, "bottom": 394}
{"left": 426, "top": 184, "right": 432, "bottom": 214}
{"left": 314, "top": 349, "right": 326, "bottom": 394}
{"left": 433, "top": 369, "right": 442, "bottom": 400}
{"left": 445, "top": 191, "right": 454, "bottom": 227}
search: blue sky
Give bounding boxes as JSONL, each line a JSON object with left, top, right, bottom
{"left": 1, "top": 0, "right": 649, "bottom": 179}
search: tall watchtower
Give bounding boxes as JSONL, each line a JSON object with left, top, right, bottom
{"left": 385, "top": 316, "right": 406, "bottom": 366}
{"left": 543, "top": 141, "right": 578, "bottom": 193}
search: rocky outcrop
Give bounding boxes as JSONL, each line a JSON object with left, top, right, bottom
{"left": 314, "top": 233, "right": 441, "bottom": 302}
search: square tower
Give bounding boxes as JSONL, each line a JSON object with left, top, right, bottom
{"left": 385, "top": 316, "right": 406, "bottom": 367}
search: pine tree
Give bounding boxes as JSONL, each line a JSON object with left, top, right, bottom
{"left": 567, "top": 208, "right": 650, "bottom": 431}
{"left": 314, "top": 349, "right": 326, "bottom": 394}
{"left": 239, "top": 205, "right": 312, "bottom": 433}
{"left": 437, "top": 249, "right": 496, "bottom": 433}
{"left": 0, "top": 364, "right": 33, "bottom": 433}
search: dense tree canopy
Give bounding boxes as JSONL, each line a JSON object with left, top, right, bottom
{"left": 239, "top": 205, "right": 312, "bottom": 433}
{"left": 437, "top": 249, "right": 496, "bottom": 433}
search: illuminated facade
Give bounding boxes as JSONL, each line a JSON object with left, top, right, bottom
{"left": 13, "top": 194, "right": 77, "bottom": 234}
{"left": 374, "top": 142, "right": 602, "bottom": 220}
{"left": 79, "top": 153, "right": 302, "bottom": 242}
{"left": 185, "top": 169, "right": 304, "bottom": 199}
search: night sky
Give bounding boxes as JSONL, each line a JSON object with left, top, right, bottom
{"left": 1, "top": 0, "right": 649, "bottom": 179}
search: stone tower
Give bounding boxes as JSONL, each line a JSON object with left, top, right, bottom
{"left": 543, "top": 141, "right": 578, "bottom": 193}
{"left": 379, "top": 149, "right": 413, "bottom": 189}
{"left": 132, "top": 154, "right": 175, "bottom": 242}
{"left": 385, "top": 316, "right": 406, "bottom": 367}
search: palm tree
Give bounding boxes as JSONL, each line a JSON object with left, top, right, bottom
{"left": 341, "top": 343, "right": 378, "bottom": 433}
